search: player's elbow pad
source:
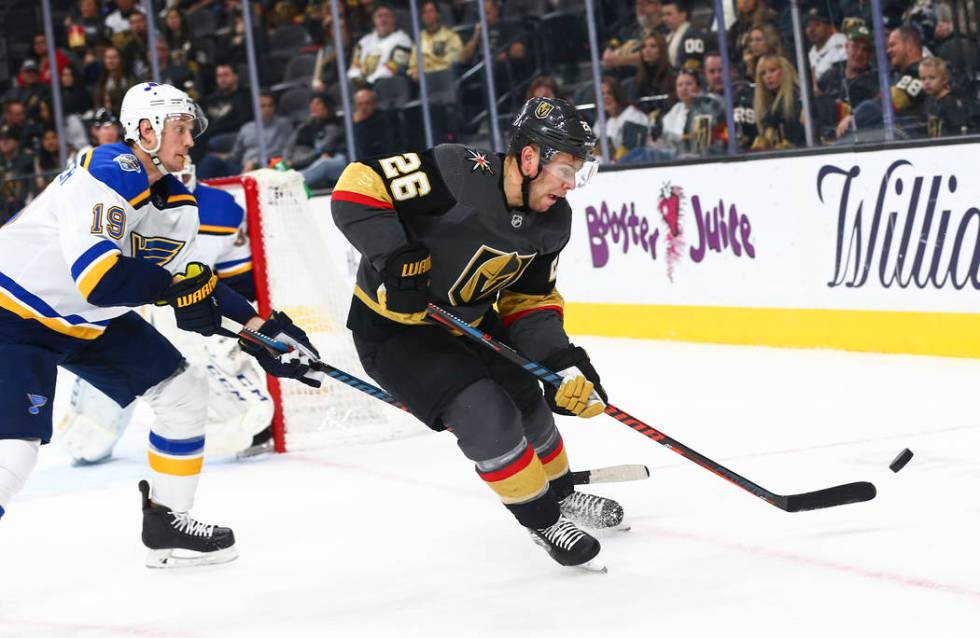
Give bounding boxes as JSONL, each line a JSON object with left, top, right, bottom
{"left": 86, "top": 257, "right": 172, "bottom": 307}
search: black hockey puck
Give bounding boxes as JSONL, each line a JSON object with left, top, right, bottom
{"left": 889, "top": 448, "right": 913, "bottom": 473}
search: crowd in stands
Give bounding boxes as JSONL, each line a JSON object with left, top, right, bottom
{"left": 2, "top": 0, "right": 979, "bottom": 224}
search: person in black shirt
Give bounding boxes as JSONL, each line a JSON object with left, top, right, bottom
{"left": 0, "top": 125, "right": 34, "bottom": 225}
{"left": 199, "top": 64, "right": 254, "bottom": 158}
{"left": 285, "top": 94, "right": 348, "bottom": 189}
{"left": 352, "top": 87, "right": 396, "bottom": 158}
{"left": 920, "top": 56, "right": 971, "bottom": 137}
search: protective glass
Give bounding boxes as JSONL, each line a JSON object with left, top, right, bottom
{"left": 542, "top": 155, "right": 599, "bottom": 189}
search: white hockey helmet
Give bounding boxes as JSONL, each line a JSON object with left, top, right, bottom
{"left": 120, "top": 82, "right": 208, "bottom": 168}
{"left": 174, "top": 155, "right": 197, "bottom": 191}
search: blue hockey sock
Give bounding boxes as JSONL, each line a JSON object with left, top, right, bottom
{"left": 0, "top": 504, "right": 6, "bottom": 521}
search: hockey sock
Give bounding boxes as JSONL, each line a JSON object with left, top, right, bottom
{"left": 477, "top": 440, "right": 560, "bottom": 530}
{"left": 0, "top": 439, "right": 40, "bottom": 517}
{"left": 0, "top": 504, "right": 5, "bottom": 521}
{"left": 147, "top": 431, "right": 204, "bottom": 512}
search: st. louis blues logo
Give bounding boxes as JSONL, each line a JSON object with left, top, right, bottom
{"left": 113, "top": 153, "right": 142, "bottom": 173}
{"left": 27, "top": 394, "right": 48, "bottom": 415}
{"left": 466, "top": 149, "right": 494, "bottom": 175}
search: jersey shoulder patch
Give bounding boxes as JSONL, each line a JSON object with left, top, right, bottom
{"left": 194, "top": 184, "right": 242, "bottom": 235}
{"left": 80, "top": 142, "right": 151, "bottom": 208}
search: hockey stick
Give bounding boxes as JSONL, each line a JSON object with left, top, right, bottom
{"left": 217, "top": 319, "right": 411, "bottom": 412}
{"left": 219, "top": 319, "right": 648, "bottom": 486}
{"left": 425, "top": 303, "right": 877, "bottom": 513}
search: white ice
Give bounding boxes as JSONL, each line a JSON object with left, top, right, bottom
{"left": 2, "top": 337, "right": 979, "bottom": 637}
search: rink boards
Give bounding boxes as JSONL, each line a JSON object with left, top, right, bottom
{"left": 313, "top": 140, "right": 980, "bottom": 358}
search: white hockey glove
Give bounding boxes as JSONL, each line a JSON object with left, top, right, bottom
{"left": 541, "top": 346, "right": 608, "bottom": 419}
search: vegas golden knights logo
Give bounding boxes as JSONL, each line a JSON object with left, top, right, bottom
{"left": 449, "top": 245, "right": 536, "bottom": 305}
{"left": 534, "top": 102, "right": 554, "bottom": 119}
{"left": 927, "top": 115, "right": 942, "bottom": 138}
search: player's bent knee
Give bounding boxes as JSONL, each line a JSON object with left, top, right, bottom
{"left": 0, "top": 439, "right": 41, "bottom": 510}
{"left": 442, "top": 378, "right": 524, "bottom": 461}
{"left": 143, "top": 363, "right": 209, "bottom": 439}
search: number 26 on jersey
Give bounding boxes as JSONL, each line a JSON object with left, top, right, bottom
{"left": 379, "top": 153, "right": 431, "bottom": 202}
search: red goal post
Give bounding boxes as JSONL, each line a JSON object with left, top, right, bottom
{"left": 205, "top": 169, "right": 422, "bottom": 452}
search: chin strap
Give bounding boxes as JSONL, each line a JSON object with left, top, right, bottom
{"left": 136, "top": 136, "right": 169, "bottom": 175}
{"left": 515, "top": 155, "right": 541, "bottom": 210}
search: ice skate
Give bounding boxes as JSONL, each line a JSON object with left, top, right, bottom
{"left": 560, "top": 491, "right": 628, "bottom": 531}
{"left": 530, "top": 516, "right": 606, "bottom": 573}
{"left": 139, "top": 480, "right": 238, "bottom": 568}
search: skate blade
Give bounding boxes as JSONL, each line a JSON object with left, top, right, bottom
{"left": 575, "top": 558, "right": 608, "bottom": 574}
{"left": 145, "top": 546, "right": 239, "bottom": 569}
{"left": 236, "top": 439, "right": 274, "bottom": 460}
{"left": 591, "top": 521, "right": 631, "bottom": 536}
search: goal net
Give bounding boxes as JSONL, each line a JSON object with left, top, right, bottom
{"left": 206, "top": 169, "right": 424, "bottom": 452}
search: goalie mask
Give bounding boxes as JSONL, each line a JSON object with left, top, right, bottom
{"left": 120, "top": 82, "right": 208, "bottom": 173}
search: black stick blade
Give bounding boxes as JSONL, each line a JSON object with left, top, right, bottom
{"left": 781, "top": 481, "right": 877, "bottom": 512}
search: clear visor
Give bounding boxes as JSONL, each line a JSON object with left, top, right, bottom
{"left": 164, "top": 103, "right": 208, "bottom": 139}
{"left": 541, "top": 155, "right": 599, "bottom": 189}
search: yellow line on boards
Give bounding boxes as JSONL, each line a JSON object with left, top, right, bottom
{"left": 564, "top": 303, "right": 980, "bottom": 359}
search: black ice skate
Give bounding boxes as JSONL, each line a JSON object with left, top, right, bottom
{"left": 559, "top": 491, "right": 628, "bottom": 531}
{"left": 530, "top": 516, "right": 605, "bottom": 573}
{"left": 139, "top": 480, "right": 238, "bottom": 568}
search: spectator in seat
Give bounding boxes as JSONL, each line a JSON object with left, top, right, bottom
{"left": 200, "top": 64, "right": 254, "bottom": 156}
{"left": 525, "top": 75, "right": 560, "bottom": 100}
{"left": 60, "top": 64, "right": 93, "bottom": 118}
{"left": 7, "top": 60, "right": 51, "bottom": 120}
{"left": 888, "top": 25, "right": 927, "bottom": 116}
{"left": 312, "top": 4, "right": 352, "bottom": 95}
{"left": 163, "top": 8, "right": 201, "bottom": 69}
{"left": 601, "top": 0, "right": 665, "bottom": 76}
{"left": 705, "top": 50, "right": 758, "bottom": 151}
{"left": 105, "top": 0, "right": 137, "bottom": 35}
{"left": 659, "top": 69, "right": 703, "bottom": 153}
{"left": 113, "top": 10, "right": 152, "bottom": 79}
{"left": 662, "top": 0, "right": 709, "bottom": 71}
{"left": 459, "top": 0, "right": 531, "bottom": 82}
{"left": 727, "top": 0, "right": 774, "bottom": 60}
{"left": 804, "top": 5, "right": 847, "bottom": 88}
{"left": 742, "top": 23, "right": 783, "bottom": 81}
{"left": 352, "top": 87, "right": 396, "bottom": 157}
{"left": 634, "top": 32, "right": 676, "bottom": 104}
{"left": 30, "top": 33, "right": 70, "bottom": 87}
{"left": 408, "top": 0, "right": 463, "bottom": 81}
{"left": 199, "top": 92, "right": 292, "bottom": 178}
{"left": 347, "top": 4, "right": 413, "bottom": 87}
{"left": 67, "top": 0, "right": 111, "bottom": 47}
{"left": 751, "top": 54, "right": 804, "bottom": 150}
{"left": 821, "top": 25, "right": 879, "bottom": 139}
{"left": 93, "top": 45, "right": 136, "bottom": 116}
{"left": 0, "top": 124, "right": 34, "bottom": 225}
{"left": 600, "top": 76, "right": 649, "bottom": 161}
{"left": 152, "top": 40, "right": 199, "bottom": 99}
{"left": 33, "top": 128, "right": 62, "bottom": 192}
{"left": 920, "top": 56, "right": 972, "bottom": 137}
{"left": 2, "top": 99, "right": 33, "bottom": 147}
{"left": 284, "top": 93, "right": 348, "bottom": 189}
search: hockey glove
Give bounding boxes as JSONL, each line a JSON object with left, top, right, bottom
{"left": 160, "top": 263, "right": 222, "bottom": 336}
{"left": 240, "top": 311, "right": 322, "bottom": 388}
{"left": 380, "top": 242, "right": 431, "bottom": 314}
{"left": 541, "top": 345, "right": 608, "bottom": 419}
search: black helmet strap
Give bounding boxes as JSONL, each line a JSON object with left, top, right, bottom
{"left": 515, "top": 142, "right": 544, "bottom": 210}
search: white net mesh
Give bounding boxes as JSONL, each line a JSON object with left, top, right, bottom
{"left": 211, "top": 169, "right": 424, "bottom": 451}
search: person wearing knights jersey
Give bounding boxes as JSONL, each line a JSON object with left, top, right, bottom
{"left": 331, "top": 97, "right": 624, "bottom": 572}
{"left": 0, "top": 82, "right": 318, "bottom": 568}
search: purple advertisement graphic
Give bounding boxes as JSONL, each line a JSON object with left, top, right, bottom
{"left": 585, "top": 182, "right": 756, "bottom": 281}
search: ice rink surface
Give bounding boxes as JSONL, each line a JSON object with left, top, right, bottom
{"left": 2, "top": 336, "right": 979, "bottom": 637}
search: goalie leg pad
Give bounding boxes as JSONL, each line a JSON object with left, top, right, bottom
{"left": 141, "top": 363, "right": 208, "bottom": 512}
{"left": 55, "top": 378, "right": 135, "bottom": 464}
{"left": 0, "top": 438, "right": 40, "bottom": 513}
{"left": 201, "top": 342, "right": 274, "bottom": 455}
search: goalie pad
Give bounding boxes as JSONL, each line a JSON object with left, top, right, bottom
{"left": 200, "top": 335, "right": 274, "bottom": 455}
{"left": 55, "top": 377, "right": 136, "bottom": 465}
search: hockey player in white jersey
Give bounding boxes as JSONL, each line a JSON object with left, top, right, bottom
{"left": 57, "top": 159, "right": 276, "bottom": 465}
{"left": 0, "top": 82, "right": 321, "bottom": 567}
